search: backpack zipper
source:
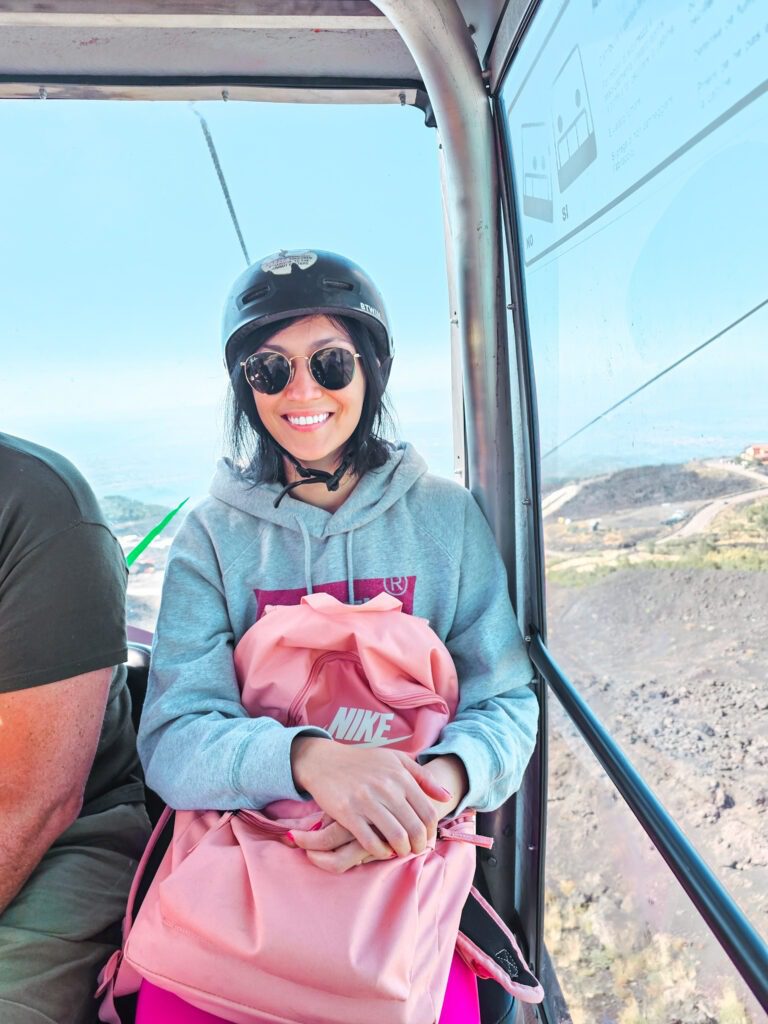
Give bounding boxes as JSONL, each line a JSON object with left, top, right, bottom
{"left": 286, "top": 651, "right": 360, "bottom": 725}
{"left": 438, "top": 814, "right": 494, "bottom": 849}
{"left": 287, "top": 650, "right": 450, "bottom": 725}
{"left": 236, "top": 808, "right": 322, "bottom": 844}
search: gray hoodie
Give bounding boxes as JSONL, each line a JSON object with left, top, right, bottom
{"left": 139, "top": 443, "right": 538, "bottom": 815}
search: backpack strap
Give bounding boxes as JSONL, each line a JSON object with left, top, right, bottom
{"left": 130, "top": 808, "right": 175, "bottom": 922}
{"left": 456, "top": 886, "right": 544, "bottom": 1004}
{"left": 96, "top": 806, "right": 175, "bottom": 1022}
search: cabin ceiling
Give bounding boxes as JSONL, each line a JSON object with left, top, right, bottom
{"left": 0, "top": 1, "right": 510, "bottom": 99}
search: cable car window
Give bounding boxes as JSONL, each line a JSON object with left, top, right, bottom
{"left": 546, "top": 697, "right": 765, "bottom": 1024}
{"left": 500, "top": 0, "right": 767, "bottom": 1019}
{"left": 0, "top": 100, "right": 451, "bottom": 631}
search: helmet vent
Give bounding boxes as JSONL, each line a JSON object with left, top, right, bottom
{"left": 323, "top": 277, "right": 355, "bottom": 292}
{"left": 240, "top": 284, "right": 270, "bottom": 307}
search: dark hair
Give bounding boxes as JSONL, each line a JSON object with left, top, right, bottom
{"left": 225, "top": 314, "right": 395, "bottom": 483}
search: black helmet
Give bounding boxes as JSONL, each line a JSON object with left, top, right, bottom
{"left": 222, "top": 249, "right": 393, "bottom": 384}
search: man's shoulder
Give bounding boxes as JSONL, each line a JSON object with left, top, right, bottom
{"left": 0, "top": 436, "right": 127, "bottom": 696}
{"left": 0, "top": 432, "right": 110, "bottom": 535}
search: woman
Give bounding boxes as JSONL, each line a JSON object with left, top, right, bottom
{"left": 135, "top": 249, "right": 539, "bottom": 1023}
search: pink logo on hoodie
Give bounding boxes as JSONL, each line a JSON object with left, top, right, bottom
{"left": 254, "top": 576, "right": 416, "bottom": 620}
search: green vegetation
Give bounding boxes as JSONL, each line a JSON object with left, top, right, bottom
{"left": 546, "top": 563, "right": 620, "bottom": 587}
{"left": 745, "top": 502, "right": 768, "bottom": 532}
{"left": 546, "top": 881, "right": 755, "bottom": 1024}
{"left": 548, "top": 537, "right": 768, "bottom": 587}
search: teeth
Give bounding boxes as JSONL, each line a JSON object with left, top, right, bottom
{"left": 287, "top": 413, "right": 330, "bottom": 426}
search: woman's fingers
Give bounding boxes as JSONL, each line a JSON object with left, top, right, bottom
{"left": 367, "top": 805, "right": 420, "bottom": 858}
{"left": 290, "top": 821, "right": 352, "bottom": 851}
{"left": 291, "top": 798, "right": 435, "bottom": 858}
{"left": 306, "top": 840, "right": 389, "bottom": 875}
{"left": 405, "top": 789, "right": 441, "bottom": 844}
{"left": 287, "top": 818, "right": 390, "bottom": 860}
{"left": 346, "top": 819, "right": 397, "bottom": 860}
{"left": 361, "top": 771, "right": 445, "bottom": 853}
{"left": 305, "top": 842, "right": 370, "bottom": 874}
{"left": 392, "top": 770, "right": 442, "bottom": 845}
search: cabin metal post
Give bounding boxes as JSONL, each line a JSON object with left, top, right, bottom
{"left": 374, "top": 3, "right": 534, "bottom": 988}
{"left": 373, "top": 0, "right": 514, "bottom": 568}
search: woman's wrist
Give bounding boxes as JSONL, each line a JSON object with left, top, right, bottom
{"left": 290, "top": 735, "right": 327, "bottom": 792}
{"left": 423, "top": 754, "right": 469, "bottom": 814}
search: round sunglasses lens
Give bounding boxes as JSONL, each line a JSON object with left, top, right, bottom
{"left": 244, "top": 352, "right": 291, "bottom": 394}
{"left": 310, "top": 348, "right": 356, "bottom": 390}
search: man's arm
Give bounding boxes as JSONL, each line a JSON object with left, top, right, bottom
{"left": 0, "top": 668, "right": 111, "bottom": 915}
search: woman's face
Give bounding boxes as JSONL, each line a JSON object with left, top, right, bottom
{"left": 249, "top": 315, "right": 366, "bottom": 471}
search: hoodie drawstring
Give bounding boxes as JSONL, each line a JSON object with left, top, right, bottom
{"left": 346, "top": 530, "right": 356, "bottom": 605}
{"left": 296, "top": 517, "right": 314, "bottom": 595}
{"left": 295, "top": 517, "right": 356, "bottom": 605}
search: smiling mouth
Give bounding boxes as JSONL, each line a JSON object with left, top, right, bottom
{"left": 283, "top": 412, "right": 332, "bottom": 427}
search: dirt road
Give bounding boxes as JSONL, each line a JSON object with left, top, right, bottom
{"left": 542, "top": 482, "right": 583, "bottom": 518}
{"left": 701, "top": 458, "right": 768, "bottom": 486}
{"left": 659, "top": 485, "right": 768, "bottom": 542}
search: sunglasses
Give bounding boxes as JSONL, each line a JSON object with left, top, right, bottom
{"left": 241, "top": 345, "right": 361, "bottom": 395}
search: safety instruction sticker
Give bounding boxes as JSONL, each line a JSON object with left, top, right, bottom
{"left": 503, "top": 0, "right": 768, "bottom": 266}
{"left": 261, "top": 250, "right": 318, "bottom": 275}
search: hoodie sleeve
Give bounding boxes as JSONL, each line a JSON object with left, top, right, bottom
{"left": 417, "top": 493, "right": 539, "bottom": 814}
{"left": 137, "top": 512, "right": 329, "bottom": 810}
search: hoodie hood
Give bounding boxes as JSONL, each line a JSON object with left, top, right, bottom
{"left": 209, "top": 442, "right": 428, "bottom": 540}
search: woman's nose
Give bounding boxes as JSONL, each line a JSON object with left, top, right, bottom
{"left": 285, "top": 356, "right": 323, "bottom": 399}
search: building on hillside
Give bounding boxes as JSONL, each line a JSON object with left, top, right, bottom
{"left": 741, "top": 443, "right": 768, "bottom": 464}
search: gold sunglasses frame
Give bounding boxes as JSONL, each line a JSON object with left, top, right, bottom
{"left": 240, "top": 347, "right": 361, "bottom": 392}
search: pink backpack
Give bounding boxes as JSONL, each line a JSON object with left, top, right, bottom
{"left": 98, "top": 593, "right": 543, "bottom": 1022}
{"left": 100, "top": 594, "right": 477, "bottom": 1022}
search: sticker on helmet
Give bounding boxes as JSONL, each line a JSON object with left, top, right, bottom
{"left": 262, "top": 250, "right": 318, "bottom": 275}
{"left": 359, "top": 301, "right": 384, "bottom": 323}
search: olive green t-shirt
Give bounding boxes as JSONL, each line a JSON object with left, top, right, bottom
{"left": 0, "top": 432, "right": 144, "bottom": 814}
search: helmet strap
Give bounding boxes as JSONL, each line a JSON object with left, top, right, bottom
{"left": 273, "top": 447, "right": 355, "bottom": 509}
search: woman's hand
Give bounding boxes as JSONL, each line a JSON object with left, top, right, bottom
{"left": 290, "top": 753, "right": 470, "bottom": 873}
{"left": 292, "top": 822, "right": 384, "bottom": 874}
{"left": 291, "top": 738, "right": 454, "bottom": 860}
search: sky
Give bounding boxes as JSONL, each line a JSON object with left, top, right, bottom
{"left": 1, "top": 0, "right": 766, "bottom": 503}
{"left": 0, "top": 100, "right": 455, "bottom": 502}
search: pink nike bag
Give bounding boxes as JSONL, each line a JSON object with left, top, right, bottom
{"left": 99, "top": 593, "right": 486, "bottom": 1024}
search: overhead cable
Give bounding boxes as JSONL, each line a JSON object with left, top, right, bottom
{"left": 542, "top": 296, "right": 768, "bottom": 459}
{"left": 193, "top": 108, "right": 250, "bottom": 266}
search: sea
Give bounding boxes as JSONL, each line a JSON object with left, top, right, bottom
{"left": 8, "top": 397, "right": 764, "bottom": 511}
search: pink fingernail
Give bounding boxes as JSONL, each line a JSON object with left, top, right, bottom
{"left": 311, "top": 821, "right": 324, "bottom": 832}
{"left": 285, "top": 832, "right": 296, "bottom": 844}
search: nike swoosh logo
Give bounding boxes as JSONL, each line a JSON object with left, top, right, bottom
{"left": 356, "top": 733, "right": 415, "bottom": 748}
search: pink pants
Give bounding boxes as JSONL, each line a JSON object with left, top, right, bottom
{"left": 135, "top": 950, "right": 479, "bottom": 1023}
